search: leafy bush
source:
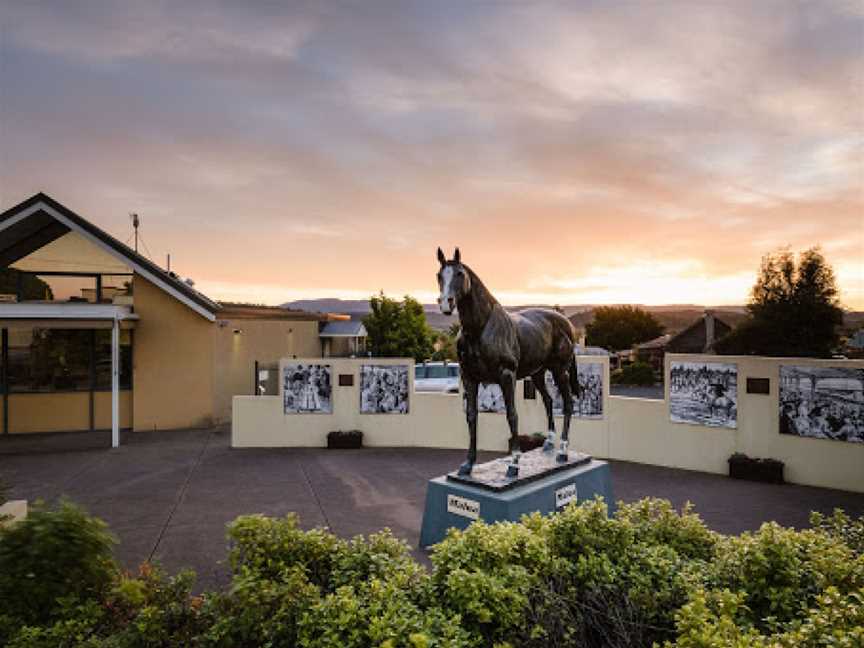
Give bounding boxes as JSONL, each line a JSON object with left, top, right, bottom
{"left": 227, "top": 512, "right": 343, "bottom": 588}
{"left": 3, "top": 497, "right": 862, "bottom": 647}
{"left": 0, "top": 500, "right": 117, "bottom": 632}
{"left": 611, "top": 362, "right": 656, "bottom": 386}
{"left": 810, "top": 509, "right": 864, "bottom": 556}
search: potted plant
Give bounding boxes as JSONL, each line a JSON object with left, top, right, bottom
{"left": 327, "top": 430, "right": 363, "bottom": 449}
{"left": 728, "top": 453, "right": 784, "bottom": 484}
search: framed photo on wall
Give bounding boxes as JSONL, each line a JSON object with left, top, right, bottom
{"left": 544, "top": 361, "right": 605, "bottom": 419}
{"left": 283, "top": 363, "right": 332, "bottom": 414}
{"left": 360, "top": 364, "right": 410, "bottom": 414}
{"left": 669, "top": 361, "right": 737, "bottom": 428}
{"left": 779, "top": 366, "right": 864, "bottom": 443}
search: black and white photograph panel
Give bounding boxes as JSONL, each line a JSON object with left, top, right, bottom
{"left": 360, "top": 364, "right": 410, "bottom": 414}
{"left": 669, "top": 361, "right": 738, "bottom": 429}
{"left": 575, "top": 361, "right": 604, "bottom": 418}
{"left": 779, "top": 366, "right": 864, "bottom": 443}
{"left": 544, "top": 361, "right": 605, "bottom": 418}
{"left": 463, "top": 383, "right": 506, "bottom": 413}
{"left": 283, "top": 363, "right": 332, "bottom": 414}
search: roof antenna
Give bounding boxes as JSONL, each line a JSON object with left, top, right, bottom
{"left": 166, "top": 253, "right": 171, "bottom": 272}
{"left": 130, "top": 213, "right": 140, "bottom": 253}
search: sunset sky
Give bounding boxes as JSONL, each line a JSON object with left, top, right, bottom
{"left": 1, "top": 1, "right": 862, "bottom": 308}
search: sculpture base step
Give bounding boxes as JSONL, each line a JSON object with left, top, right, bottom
{"left": 447, "top": 446, "right": 591, "bottom": 492}
{"left": 419, "top": 458, "right": 613, "bottom": 548}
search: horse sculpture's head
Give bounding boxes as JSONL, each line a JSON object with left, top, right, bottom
{"left": 436, "top": 247, "right": 470, "bottom": 315}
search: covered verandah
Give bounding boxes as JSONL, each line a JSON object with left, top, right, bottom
{"left": 1, "top": 303, "right": 137, "bottom": 446}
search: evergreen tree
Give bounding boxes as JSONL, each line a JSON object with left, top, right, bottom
{"left": 362, "top": 292, "right": 435, "bottom": 362}
{"left": 715, "top": 247, "right": 844, "bottom": 357}
{"left": 585, "top": 305, "right": 664, "bottom": 351}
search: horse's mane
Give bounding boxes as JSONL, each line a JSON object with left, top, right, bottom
{"left": 464, "top": 265, "right": 499, "bottom": 306}
{"left": 457, "top": 263, "right": 501, "bottom": 334}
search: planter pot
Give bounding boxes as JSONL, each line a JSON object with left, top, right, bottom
{"left": 327, "top": 430, "right": 363, "bottom": 449}
{"left": 518, "top": 435, "right": 546, "bottom": 453}
{"left": 728, "top": 454, "right": 784, "bottom": 484}
{"left": 0, "top": 500, "right": 28, "bottom": 526}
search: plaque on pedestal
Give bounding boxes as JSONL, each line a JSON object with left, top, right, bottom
{"left": 419, "top": 450, "right": 614, "bottom": 548}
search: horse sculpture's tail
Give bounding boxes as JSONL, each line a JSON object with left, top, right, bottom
{"left": 569, "top": 353, "right": 580, "bottom": 399}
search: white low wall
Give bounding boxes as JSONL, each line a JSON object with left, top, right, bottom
{"left": 233, "top": 354, "right": 864, "bottom": 493}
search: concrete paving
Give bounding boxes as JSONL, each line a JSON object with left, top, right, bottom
{"left": 2, "top": 426, "right": 862, "bottom": 591}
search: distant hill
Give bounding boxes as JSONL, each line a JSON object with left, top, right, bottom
{"left": 281, "top": 298, "right": 862, "bottom": 337}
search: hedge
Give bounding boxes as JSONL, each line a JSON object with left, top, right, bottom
{"left": 0, "top": 498, "right": 862, "bottom": 647}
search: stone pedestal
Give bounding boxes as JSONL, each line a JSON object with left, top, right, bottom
{"left": 419, "top": 450, "right": 614, "bottom": 547}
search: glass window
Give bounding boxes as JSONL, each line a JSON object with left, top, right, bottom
{"left": 426, "top": 365, "right": 449, "bottom": 379}
{"left": 6, "top": 328, "right": 132, "bottom": 393}
{"left": 448, "top": 365, "right": 460, "bottom": 378}
{"left": 94, "top": 329, "right": 132, "bottom": 391}
{"left": 414, "top": 365, "right": 426, "bottom": 379}
{"left": 8, "top": 329, "right": 91, "bottom": 392}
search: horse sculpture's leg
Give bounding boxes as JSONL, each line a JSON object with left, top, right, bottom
{"left": 458, "top": 378, "right": 479, "bottom": 475}
{"left": 532, "top": 370, "right": 557, "bottom": 452}
{"left": 500, "top": 369, "right": 521, "bottom": 478}
{"left": 553, "top": 367, "right": 574, "bottom": 462}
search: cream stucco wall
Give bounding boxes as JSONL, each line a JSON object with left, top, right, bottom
{"left": 132, "top": 276, "right": 215, "bottom": 431}
{"left": 233, "top": 354, "right": 864, "bottom": 493}
{"left": 5, "top": 391, "right": 131, "bottom": 433}
{"left": 233, "top": 356, "right": 610, "bottom": 454}
{"left": 212, "top": 319, "right": 322, "bottom": 423}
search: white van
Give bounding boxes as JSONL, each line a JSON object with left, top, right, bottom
{"left": 414, "top": 362, "right": 460, "bottom": 393}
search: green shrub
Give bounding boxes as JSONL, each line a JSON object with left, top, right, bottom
{"left": 611, "top": 362, "right": 656, "bottom": 386}
{"left": 298, "top": 573, "right": 474, "bottom": 648}
{"left": 101, "top": 565, "right": 208, "bottom": 647}
{"left": 0, "top": 500, "right": 117, "bottom": 631}
{"left": 202, "top": 567, "right": 319, "bottom": 648}
{"left": 707, "top": 522, "right": 864, "bottom": 633}
{"left": 3, "top": 496, "right": 862, "bottom": 647}
{"left": 810, "top": 509, "right": 864, "bottom": 556}
{"left": 667, "top": 586, "right": 864, "bottom": 648}
{"left": 614, "top": 498, "right": 718, "bottom": 561}
{"left": 227, "top": 513, "right": 343, "bottom": 589}
{"left": 331, "top": 530, "right": 425, "bottom": 591}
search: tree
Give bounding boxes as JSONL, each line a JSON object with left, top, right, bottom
{"left": 431, "top": 322, "right": 461, "bottom": 361}
{"left": 0, "top": 268, "right": 53, "bottom": 300}
{"left": 585, "top": 305, "right": 664, "bottom": 351}
{"left": 362, "top": 292, "right": 435, "bottom": 362}
{"left": 715, "top": 247, "right": 843, "bottom": 357}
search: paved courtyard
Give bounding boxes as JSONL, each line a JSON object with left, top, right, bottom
{"left": 3, "top": 427, "right": 863, "bottom": 591}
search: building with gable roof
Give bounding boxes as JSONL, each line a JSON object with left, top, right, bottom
{"left": 0, "top": 193, "right": 345, "bottom": 443}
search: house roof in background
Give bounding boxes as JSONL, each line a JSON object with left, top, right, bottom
{"left": 0, "top": 192, "right": 220, "bottom": 320}
{"left": 218, "top": 302, "right": 327, "bottom": 321}
{"left": 574, "top": 344, "right": 611, "bottom": 356}
{"left": 320, "top": 320, "right": 368, "bottom": 337}
{"left": 637, "top": 334, "right": 673, "bottom": 350}
{"left": 847, "top": 330, "right": 864, "bottom": 350}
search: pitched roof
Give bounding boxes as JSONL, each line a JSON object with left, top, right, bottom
{"left": 637, "top": 334, "right": 673, "bottom": 350}
{"left": 665, "top": 311, "right": 732, "bottom": 352}
{"left": 320, "top": 320, "right": 368, "bottom": 337}
{"left": 0, "top": 192, "right": 220, "bottom": 320}
{"left": 218, "top": 302, "right": 328, "bottom": 322}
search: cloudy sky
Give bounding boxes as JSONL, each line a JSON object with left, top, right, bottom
{"left": 1, "top": 1, "right": 862, "bottom": 308}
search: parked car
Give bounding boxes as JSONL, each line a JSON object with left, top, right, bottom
{"left": 415, "top": 362, "right": 460, "bottom": 393}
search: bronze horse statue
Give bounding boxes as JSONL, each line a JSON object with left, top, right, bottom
{"left": 436, "top": 248, "right": 580, "bottom": 476}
